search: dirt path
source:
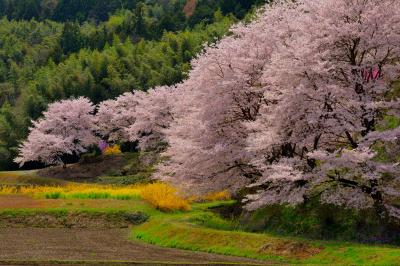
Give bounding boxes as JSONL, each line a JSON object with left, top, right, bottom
{"left": 0, "top": 228, "right": 266, "bottom": 265}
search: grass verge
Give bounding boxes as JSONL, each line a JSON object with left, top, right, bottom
{"left": 0, "top": 208, "right": 149, "bottom": 228}
{"left": 0, "top": 260, "right": 265, "bottom": 265}
{"left": 0, "top": 171, "right": 67, "bottom": 186}
{"left": 131, "top": 202, "right": 400, "bottom": 265}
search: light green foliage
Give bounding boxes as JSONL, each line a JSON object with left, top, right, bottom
{"left": 373, "top": 142, "right": 400, "bottom": 163}
{"left": 387, "top": 80, "right": 400, "bottom": 100}
{"left": 373, "top": 114, "right": 400, "bottom": 163}
{"left": 377, "top": 115, "right": 400, "bottom": 132}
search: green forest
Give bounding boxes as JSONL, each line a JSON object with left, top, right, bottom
{"left": 0, "top": 0, "right": 263, "bottom": 170}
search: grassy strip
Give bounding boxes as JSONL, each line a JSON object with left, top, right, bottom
{"left": 0, "top": 208, "right": 150, "bottom": 228}
{"left": 131, "top": 202, "right": 400, "bottom": 265}
{"left": 0, "top": 171, "right": 67, "bottom": 186}
{"left": 0, "top": 184, "right": 142, "bottom": 200}
{"left": 0, "top": 260, "right": 265, "bottom": 266}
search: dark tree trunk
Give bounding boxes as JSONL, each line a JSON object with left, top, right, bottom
{"left": 345, "top": 131, "right": 358, "bottom": 148}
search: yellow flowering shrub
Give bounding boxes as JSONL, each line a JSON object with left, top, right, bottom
{"left": 188, "top": 190, "right": 231, "bottom": 203}
{"left": 103, "top": 144, "right": 122, "bottom": 155}
{"left": 0, "top": 186, "right": 18, "bottom": 195}
{"left": 203, "top": 190, "right": 231, "bottom": 202}
{"left": 140, "top": 183, "right": 191, "bottom": 212}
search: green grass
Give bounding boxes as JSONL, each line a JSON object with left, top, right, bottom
{"left": 42, "top": 191, "right": 141, "bottom": 201}
{"left": 131, "top": 201, "right": 400, "bottom": 265}
{"left": 0, "top": 260, "right": 261, "bottom": 265}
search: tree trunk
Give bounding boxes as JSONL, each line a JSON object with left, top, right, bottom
{"left": 345, "top": 131, "right": 358, "bottom": 148}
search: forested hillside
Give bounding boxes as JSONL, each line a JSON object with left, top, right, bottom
{"left": 0, "top": 0, "right": 264, "bottom": 170}
{"left": 0, "top": 0, "right": 263, "bottom": 23}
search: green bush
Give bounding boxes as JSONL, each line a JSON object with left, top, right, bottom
{"left": 124, "top": 212, "right": 149, "bottom": 225}
{"left": 240, "top": 200, "right": 400, "bottom": 244}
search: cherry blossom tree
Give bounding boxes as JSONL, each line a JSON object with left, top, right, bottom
{"left": 126, "top": 86, "right": 175, "bottom": 151}
{"left": 95, "top": 86, "right": 175, "bottom": 151}
{"left": 15, "top": 97, "right": 99, "bottom": 167}
{"left": 158, "top": 14, "right": 276, "bottom": 193}
{"left": 95, "top": 92, "right": 140, "bottom": 142}
{"left": 243, "top": 0, "right": 400, "bottom": 220}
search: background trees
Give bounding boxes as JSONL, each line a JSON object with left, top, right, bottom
{"left": 0, "top": 0, "right": 264, "bottom": 24}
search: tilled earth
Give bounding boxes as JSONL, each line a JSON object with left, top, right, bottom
{"left": 0, "top": 196, "right": 268, "bottom": 265}
{"left": 0, "top": 228, "right": 266, "bottom": 265}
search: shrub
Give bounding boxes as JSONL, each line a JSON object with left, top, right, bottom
{"left": 103, "top": 144, "right": 122, "bottom": 156}
{"left": 0, "top": 185, "right": 17, "bottom": 195}
{"left": 188, "top": 190, "right": 231, "bottom": 203}
{"left": 241, "top": 200, "right": 400, "bottom": 244}
{"left": 203, "top": 190, "right": 231, "bottom": 202}
{"left": 97, "top": 173, "right": 151, "bottom": 185}
{"left": 124, "top": 212, "right": 149, "bottom": 225}
{"left": 140, "top": 183, "right": 191, "bottom": 212}
{"left": 80, "top": 151, "right": 101, "bottom": 164}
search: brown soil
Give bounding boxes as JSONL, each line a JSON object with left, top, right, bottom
{"left": 0, "top": 212, "right": 135, "bottom": 229}
{"left": 0, "top": 195, "right": 54, "bottom": 209}
{"left": 38, "top": 155, "right": 127, "bottom": 181}
{"left": 0, "top": 228, "right": 267, "bottom": 265}
{"left": 258, "top": 240, "right": 323, "bottom": 259}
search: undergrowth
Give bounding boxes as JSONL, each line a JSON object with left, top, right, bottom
{"left": 241, "top": 201, "right": 400, "bottom": 245}
{"left": 140, "top": 183, "right": 191, "bottom": 212}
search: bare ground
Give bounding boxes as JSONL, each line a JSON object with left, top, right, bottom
{"left": 37, "top": 155, "right": 128, "bottom": 181}
{"left": 0, "top": 228, "right": 267, "bottom": 265}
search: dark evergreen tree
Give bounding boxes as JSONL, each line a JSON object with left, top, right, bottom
{"left": 60, "top": 22, "right": 84, "bottom": 55}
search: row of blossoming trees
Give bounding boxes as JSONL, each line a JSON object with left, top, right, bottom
{"left": 16, "top": 0, "right": 400, "bottom": 220}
